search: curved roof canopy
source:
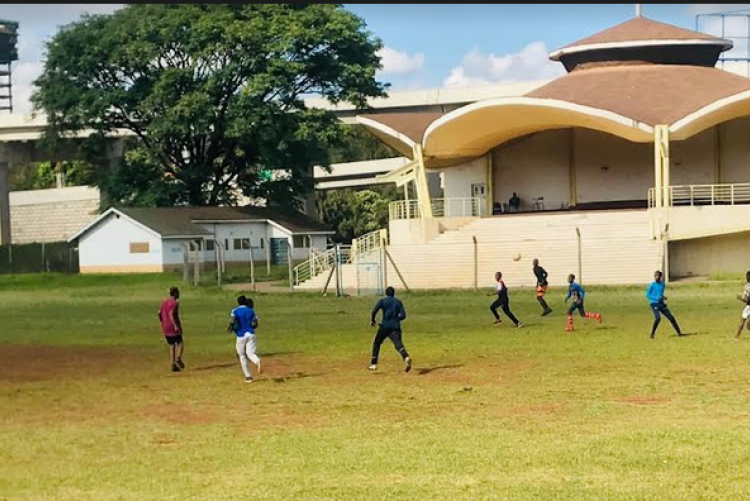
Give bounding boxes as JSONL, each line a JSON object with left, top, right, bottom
{"left": 355, "top": 16, "right": 750, "bottom": 167}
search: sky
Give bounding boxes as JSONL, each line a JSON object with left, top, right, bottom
{"left": 3, "top": 3, "right": 749, "bottom": 114}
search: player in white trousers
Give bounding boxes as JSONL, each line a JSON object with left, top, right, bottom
{"left": 227, "top": 295, "right": 260, "bottom": 383}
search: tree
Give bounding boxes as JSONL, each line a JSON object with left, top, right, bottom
{"left": 33, "top": 4, "right": 387, "bottom": 207}
{"left": 317, "top": 186, "right": 401, "bottom": 242}
{"left": 8, "top": 160, "right": 98, "bottom": 191}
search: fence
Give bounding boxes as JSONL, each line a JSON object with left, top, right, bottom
{"left": 648, "top": 182, "right": 750, "bottom": 208}
{"left": 389, "top": 197, "right": 484, "bottom": 220}
{"left": 0, "top": 242, "right": 79, "bottom": 274}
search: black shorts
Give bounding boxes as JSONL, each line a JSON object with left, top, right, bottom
{"left": 165, "top": 335, "right": 183, "bottom": 345}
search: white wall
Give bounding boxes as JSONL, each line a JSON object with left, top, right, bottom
{"left": 719, "top": 116, "right": 750, "bottom": 183}
{"left": 197, "top": 222, "right": 269, "bottom": 263}
{"left": 670, "top": 128, "right": 715, "bottom": 186}
{"left": 440, "top": 156, "right": 487, "bottom": 200}
{"left": 79, "top": 213, "right": 163, "bottom": 272}
{"left": 492, "top": 129, "right": 570, "bottom": 210}
{"left": 573, "top": 129, "right": 652, "bottom": 204}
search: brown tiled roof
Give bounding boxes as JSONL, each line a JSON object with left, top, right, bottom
{"left": 358, "top": 112, "right": 445, "bottom": 142}
{"left": 558, "top": 17, "right": 726, "bottom": 53}
{"left": 526, "top": 64, "right": 750, "bottom": 125}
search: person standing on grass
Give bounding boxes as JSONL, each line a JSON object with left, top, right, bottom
{"left": 369, "top": 286, "right": 412, "bottom": 373}
{"left": 533, "top": 258, "right": 553, "bottom": 316}
{"left": 227, "top": 295, "right": 261, "bottom": 383}
{"left": 565, "top": 274, "right": 602, "bottom": 332}
{"left": 735, "top": 271, "right": 750, "bottom": 340}
{"left": 646, "top": 270, "right": 683, "bottom": 339}
{"left": 489, "top": 272, "right": 523, "bottom": 328}
{"left": 158, "top": 286, "right": 185, "bottom": 372}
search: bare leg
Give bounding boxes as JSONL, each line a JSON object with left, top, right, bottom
{"left": 736, "top": 318, "right": 746, "bottom": 339}
{"left": 170, "top": 344, "right": 177, "bottom": 365}
{"left": 177, "top": 341, "right": 184, "bottom": 363}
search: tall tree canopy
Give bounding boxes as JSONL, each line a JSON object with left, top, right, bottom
{"left": 33, "top": 4, "right": 387, "bottom": 207}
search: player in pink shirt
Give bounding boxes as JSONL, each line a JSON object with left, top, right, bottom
{"left": 158, "top": 286, "right": 185, "bottom": 372}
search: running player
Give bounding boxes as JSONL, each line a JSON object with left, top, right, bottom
{"left": 227, "top": 295, "right": 261, "bottom": 383}
{"left": 158, "top": 286, "right": 185, "bottom": 372}
{"left": 565, "top": 274, "right": 602, "bottom": 331}
{"left": 489, "top": 271, "right": 523, "bottom": 328}
{"left": 533, "top": 258, "right": 553, "bottom": 316}
{"left": 734, "top": 271, "right": 750, "bottom": 339}
{"left": 370, "top": 286, "right": 412, "bottom": 373}
{"left": 646, "top": 270, "right": 683, "bottom": 339}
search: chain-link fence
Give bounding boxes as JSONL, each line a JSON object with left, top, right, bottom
{"left": 0, "top": 242, "right": 79, "bottom": 274}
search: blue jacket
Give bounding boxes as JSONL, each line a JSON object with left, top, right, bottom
{"left": 566, "top": 282, "right": 585, "bottom": 302}
{"left": 646, "top": 281, "right": 666, "bottom": 304}
{"left": 371, "top": 296, "right": 406, "bottom": 330}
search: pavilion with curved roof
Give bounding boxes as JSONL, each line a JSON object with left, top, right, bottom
{"left": 358, "top": 16, "right": 750, "bottom": 220}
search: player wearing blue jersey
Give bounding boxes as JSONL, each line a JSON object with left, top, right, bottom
{"left": 647, "top": 271, "right": 683, "bottom": 339}
{"left": 735, "top": 271, "right": 750, "bottom": 340}
{"left": 227, "top": 295, "right": 260, "bottom": 383}
{"left": 369, "top": 286, "right": 412, "bottom": 373}
{"left": 565, "top": 274, "right": 602, "bottom": 331}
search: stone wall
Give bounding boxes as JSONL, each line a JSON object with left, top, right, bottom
{"left": 10, "top": 186, "right": 100, "bottom": 243}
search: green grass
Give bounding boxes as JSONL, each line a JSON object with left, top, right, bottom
{"left": 2, "top": 274, "right": 750, "bottom": 500}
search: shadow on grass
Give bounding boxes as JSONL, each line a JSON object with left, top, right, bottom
{"left": 417, "top": 364, "right": 464, "bottom": 375}
{"left": 270, "top": 372, "right": 323, "bottom": 383}
{"left": 193, "top": 352, "right": 300, "bottom": 372}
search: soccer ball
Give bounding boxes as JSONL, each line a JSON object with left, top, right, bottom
{"left": 513, "top": 253, "right": 522, "bottom": 262}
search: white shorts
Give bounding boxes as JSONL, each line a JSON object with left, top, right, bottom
{"left": 742, "top": 306, "right": 750, "bottom": 320}
{"left": 236, "top": 333, "right": 257, "bottom": 357}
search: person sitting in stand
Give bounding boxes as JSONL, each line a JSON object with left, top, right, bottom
{"left": 509, "top": 192, "right": 521, "bottom": 212}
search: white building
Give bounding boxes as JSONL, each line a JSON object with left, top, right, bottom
{"left": 70, "top": 206, "right": 333, "bottom": 274}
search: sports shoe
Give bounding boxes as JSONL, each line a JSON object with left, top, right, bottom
{"left": 177, "top": 358, "right": 185, "bottom": 369}
{"left": 493, "top": 319, "right": 502, "bottom": 325}
{"left": 516, "top": 322, "right": 524, "bottom": 329}
{"left": 565, "top": 325, "right": 573, "bottom": 332}
{"left": 596, "top": 314, "right": 602, "bottom": 324}
{"left": 245, "top": 376, "right": 253, "bottom": 383}
{"left": 650, "top": 333, "right": 655, "bottom": 339}
{"left": 368, "top": 364, "right": 377, "bottom": 371}
{"left": 171, "top": 364, "right": 181, "bottom": 372}
{"left": 542, "top": 309, "right": 553, "bottom": 317}
{"left": 404, "top": 357, "right": 412, "bottom": 373}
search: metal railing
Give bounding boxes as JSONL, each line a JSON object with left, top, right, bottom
{"left": 352, "top": 229, "right": 386, "bottom": 260}
{"left": 293, "top": 245, "right": 351, "bottom": 285}
{"left": 389, "top": 197, "right": 484, "bottom": 220}
{"left": 648, "top": 183, "right": 750, "bottom": 208}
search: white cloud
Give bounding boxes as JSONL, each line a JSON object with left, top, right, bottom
{"left": 444, "top": 42, "right": 564, "bottom": 88}
{"left": 377, "top": 46, "right": 425, "bottom": 75}
{"left": 11, "top": 61, "right": 44, "bottom": 115}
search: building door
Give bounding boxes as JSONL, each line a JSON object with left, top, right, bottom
{"left": 270, "top": 238, "right": 289, "bottom": 265}
{"left": 471, "top": 183, "right": 486, "bottom": 198}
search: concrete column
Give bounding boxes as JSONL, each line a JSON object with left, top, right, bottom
{"left": 568, "top": 128, "right": 577, "bottom": 207}
{"left": 0, "top": 161, "right": 10, "bottom": 244}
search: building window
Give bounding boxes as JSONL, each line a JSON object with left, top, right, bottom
{"left": 293, "top": 235, "right": 310, "bottom": 248}
{"left": 234, "top": 238, "right": 250, "bottom": 250}
{"left": 225, "top": 239, "right": 229, "bottom": 251}
{"left": 129, "top": 242, "right": 150, "bottom": 254}
{"left": 191, "top": 239, "right": 203, "bottom": 250}
{"left": 205, "top": 240, "right": 215, "bottom": 251}
{"left": 260, "top": 239, "right": 265, "bottom": 249}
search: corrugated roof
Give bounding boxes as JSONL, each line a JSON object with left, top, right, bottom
{"left": 558, "top": 17, "right": 725, "bottom": 52}
{"left": 526, "top": 64, "right": 750, "bottom": 126}
{"left": 117, "top": 206, "right": 332, "bottom": 237}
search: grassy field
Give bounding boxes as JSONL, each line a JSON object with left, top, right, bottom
{"left": 3, "top": 274, "right": 750, "bottom": 500}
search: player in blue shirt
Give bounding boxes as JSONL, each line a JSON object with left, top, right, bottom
{"left": 646, "top": 270, "right": 683, "bottom": 339}
{"left": 565, "top": 274, "right": 602, "bottom": 331}
{"left": 226, "top": 295, "right": 260, "bottom": 383}
{"left": 369, "top": 286, "right": 412, "bottom": 373}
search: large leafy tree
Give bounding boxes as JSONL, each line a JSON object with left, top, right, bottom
{"left": 317, "top": 186, "right": 401, "bottom": 243}
{"left": 33, "top": 4, "right": 387, "bottom": 207}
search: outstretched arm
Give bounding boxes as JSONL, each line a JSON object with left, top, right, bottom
{"left": 371, "top": 300, "right": 382, "bottom": 326}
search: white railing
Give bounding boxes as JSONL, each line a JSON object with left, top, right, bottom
{"left": 648, "top": 183, "right": 750, "bottom": 208}
{"left": 352, "top": 229, "right": 386, "bottom": 261}
{"left": 293, "top": 244, "right": 351, "bottom": 285}
{"left": 389, "top": 197, "right": 484, "bottom": 220}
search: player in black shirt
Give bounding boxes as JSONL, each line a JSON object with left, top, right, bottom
{"left": 533, "top": 259, "right": 553, "bottom": 316}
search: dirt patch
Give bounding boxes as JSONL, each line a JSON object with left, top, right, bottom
{"left": 141, "top": 403, "right": 218, "bottom": 425}
{"left": 614, "top": 395, "right": 669, "bottom": 405}
{"left": 0, "top": 345, "right": 137, "bottom": 383}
